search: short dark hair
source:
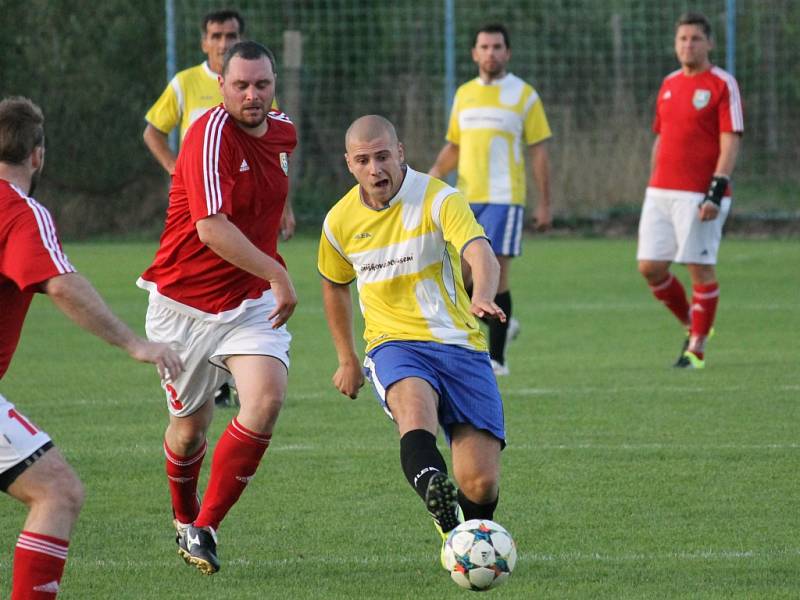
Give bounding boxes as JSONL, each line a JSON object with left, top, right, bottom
{"left": 473, "top": 23, "right": 511, "bottom": 49}
{"left": 202, "top": 9, "right": 245, "bottom": 35}
{"left": 221, "top": 41, "right": 276, "bottom": 76}
{"left": 0, "top": 96, "right": 44, "bottom": 164}
{"left": 676, "top": 12, "right": 712, "bottom": 38}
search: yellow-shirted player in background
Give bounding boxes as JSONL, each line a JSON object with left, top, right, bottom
{"left": 319, "top": 115, "right": 508, "bottom": 565}
{"left": 143, "top": 10, "right": 244, "bottom": 175}
{"left": 429, "top": 23, "right": 552, "bottom": 376}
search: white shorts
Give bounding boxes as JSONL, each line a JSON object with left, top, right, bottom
{"left": 145, "top": 292, "right": 292, "bottom": 417}
{"left": 637, "top": 187, "right": 731, "bottom": 265}
{"left": 0, "top": 395, "right": 53, "bottom": 490}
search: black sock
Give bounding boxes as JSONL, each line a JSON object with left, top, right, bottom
{"left": 400, "top": 429, "right": 448, "bottom": 501}
{"left": 488, "top": 291, "right": 512, "bottom": 363}
{"left": 458, "top": 489, "right": 499, "bottom": 521}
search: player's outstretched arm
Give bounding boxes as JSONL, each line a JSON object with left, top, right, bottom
{"left": 321, "top": 279, "right": 364, "bottom": 399}
{"left": 142, "top": 124, "right": 177, "bottom": 175}
{"left": 196, "top": 213, "right": 297, "bottom": 328}
{"left": 428, "top": 142, "right": 460, "bottom": 179}
{"left": 43, "top": 272, "right": 184, "bottom": 381}
{"left": 462, "top": 239, "right": 506, "bottom": 323}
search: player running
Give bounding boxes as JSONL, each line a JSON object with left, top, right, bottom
{"left": 0, "top": 96, "right": 183, "bottom": 599}
{"left": 637, "top": 12, "right": 743, "bottom": 369}
{"left": 138, "top": 41, "right": 297, "bottom": 575}
{"left": 319, "top": 115, "right": 507, "bottom": 564}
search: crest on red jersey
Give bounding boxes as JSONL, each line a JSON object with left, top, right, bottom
{"left": 279, "top": 152, "right": 289, "bottom": 176}
{"left": 692, "top": 89, "right": 711, "bottom": 110}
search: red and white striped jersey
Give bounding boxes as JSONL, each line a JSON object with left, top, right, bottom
{"left": 649, "top": 66, "right": 743, "bottom": 194}
{"left": 0, "top": 180, "right": 75, "bottom": 378}
{"left": 139, "top": 105, "right": 296, "bottom": 316}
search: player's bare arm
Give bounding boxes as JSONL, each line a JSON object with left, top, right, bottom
{"left": 143, "top": 123, "right": 177, "bottom": 175}
{"left": 43, "top": 272, "right": 184, "bottom": 380}
{"left": 699, "top": 132, "right": 742, "bottom": 221}
{"left": 462, "top": 239, "right": 506, "bottom": 322}
{"left": 529, "top": 141, "right": 552, "bottom": 231}
{"left": 321, "top": 279, "right": 364, "bottom": 399}
{"left": 428, "top": 142, "right": 459, "bottom": 179}
{"left": 196, "top": 213, "right": 297, "bottom": 328}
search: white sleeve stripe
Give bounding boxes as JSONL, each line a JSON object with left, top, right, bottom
{"left": 430, "top": 187, "right": 458, "bottom": 230}
{"left": 322, "top": 217, "right": 349, "bottom": 262}
{"left": 522, "top": 90, "right": 540, "bottom": 117}
{"left": 169, "top": 76, "right": 184, "bottom": 120}
{"left": 11, "top": 186, "right": 73, "bottom": 274}
{"left": 712, "top": 67, "right": 744, "bottom": 132}
{"left": 202, "top": 108, "right": 228, "bottom": 215}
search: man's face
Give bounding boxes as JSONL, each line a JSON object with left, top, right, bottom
{"left": 472, "top": 32, "right": 510, "bottom": 79}
{"left": 220, "top": 56, "right": 275, "bottom": 130}
{"left": 345, "top": 134, "right": 406, "bottom": 206}
{"left": 202, "top": 18, "right": 241, "bottom": 73}
{"left": 674, "top": 24, "right": 712, "bottom": 70}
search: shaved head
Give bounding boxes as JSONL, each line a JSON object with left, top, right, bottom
{"left": 345, "top": 115, "right": 398, "bottom": 151}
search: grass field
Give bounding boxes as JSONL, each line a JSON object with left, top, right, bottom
{"left": 1, "top": 235, "right": 798, "bottom": 599}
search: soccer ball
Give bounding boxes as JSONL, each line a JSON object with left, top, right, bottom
{"left": 442, "top": 519, "right": 517, "bottom": 591}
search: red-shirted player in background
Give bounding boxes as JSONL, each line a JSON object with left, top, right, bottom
{"left": 137, "top": 41, "right": 297, "bottom": 575}
{"left": 0, "top": 96, "right": 183, "bottom": 599}
{"left": 637, "top": 12, "right": 743, "bottom": 369}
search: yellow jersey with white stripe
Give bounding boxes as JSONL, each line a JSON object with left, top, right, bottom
{"left": 446, "top": 73, "right": 552, "bottom": 205}
{"left": 145, "top": 62, "right": 221, "bottom": 142}
{"left": 318, "top": 167, "right": 488, "bottom": 353}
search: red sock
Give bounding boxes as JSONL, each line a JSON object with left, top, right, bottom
{"left": 12, "top": 531, "right": 69, "bottom": 599}
{"left": 164, "top": 439, "right": 206, "bottom": 524}
{"left": 689, "top": 282, "right": 720, "bottom": 357}
{"left": 649, "top": 274, "right": 690, "bottom": 327}
{"left": 194, "top": 418, "right": 271, "bottom": 530}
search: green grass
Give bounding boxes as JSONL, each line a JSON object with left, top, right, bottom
{"left": 1, "top": 236, "right": 798, "bottom": 599}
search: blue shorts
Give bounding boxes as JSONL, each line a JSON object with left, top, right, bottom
{"left": 470, "top": 203, "right": 524, "bottom": 257}
{"left": 364, "top": 341, "right": 506, "bottom": 447}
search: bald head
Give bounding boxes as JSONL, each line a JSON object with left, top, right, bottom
{"left": 345, "top": 115, "right": 398, "bottom": 151}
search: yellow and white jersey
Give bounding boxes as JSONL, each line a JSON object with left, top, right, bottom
{"left": 447, "top": 73, "right": 552, "bottom": 205}
{"left": 318, "top": 167, "right": 488, "bottom": 353}
{"left": 145, "top": 62, "right": 221, "bottom": 142}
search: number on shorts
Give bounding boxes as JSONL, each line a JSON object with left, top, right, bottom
{"left": 8, "top": 408, "right": 38, "bottom": 435}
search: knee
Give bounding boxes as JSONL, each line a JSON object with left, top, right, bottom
{"left": 458, "top": 472, "right": 498, "bottom": 504}
{"left": 167, "top": 426, "right": 207, "bottom": 455}
{"left": 239, "top": 391, "right": 284, "bottom": 432}
{"left": 38, "top": 469, "right": 85, "bottom": 519}
{"left": 638, "top": 261, "right": 667, "bottom": 284}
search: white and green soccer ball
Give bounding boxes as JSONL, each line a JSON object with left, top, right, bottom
{"left": 442, "top": 519, "right": 517, "bottom": 591}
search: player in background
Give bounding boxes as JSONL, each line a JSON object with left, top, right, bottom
{"left": 138, "top": 41, "right": 297, "bottom": 575}
{"left": 320, "top": 115, "right": 507, "bottom": 564}
{"left": 429, "top": 23, "right": 552, "bottom": 376}
{"left": 0, "top": 96, "right": 183, "bottom": 599}
{"left": 143, "top": 9, "right": 293, "bottom": 407}
{"left": 637, "top": 12, "right": 743, "bottom": 369}
{"left": 144, "top": 9, "right": 244, "bottom": 176}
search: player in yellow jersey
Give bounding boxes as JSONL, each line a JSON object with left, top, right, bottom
{"left": 143, "top": 10, "right": 244, "bottom": 175}
{"left": 319, "top": 115, "right": 508, "bottom": 563}
{"left": 429, "top": 23, "right": 552, "bottom": 376}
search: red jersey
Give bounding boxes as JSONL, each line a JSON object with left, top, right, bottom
{"left": 649, "top": 66, "right": 743, "bottom": 194}
{"left": 0, "top": 180, "right": 75, "bottom": 378}
{"left": 139, "top": 106, "right": 296, "bottom": 315}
